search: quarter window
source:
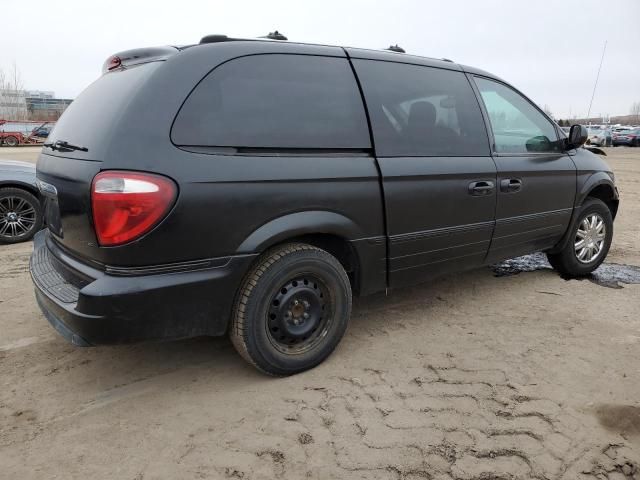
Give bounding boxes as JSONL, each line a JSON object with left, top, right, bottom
{"left": 172, "top": 54, "right": 370, "bottom": 150}
{"left": 474, "top": 77, "right": 561, "bottom": 154}
{"left": 352, "top": 60, "right": 490, "bottom": 157}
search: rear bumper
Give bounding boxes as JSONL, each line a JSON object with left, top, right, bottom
{"left": 30, "top": 230, "right": 256, "bottom": 345}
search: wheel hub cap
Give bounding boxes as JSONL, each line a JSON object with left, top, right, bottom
{"left": 574, "top": 213, "right": 606, "bottom": 264}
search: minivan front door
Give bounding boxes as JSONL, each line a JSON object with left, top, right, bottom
{"left": 472, "top": 77, "right": 576, "bottom": 263}
{"left": 350, "top": 55, "right": 497, "bottom": 287}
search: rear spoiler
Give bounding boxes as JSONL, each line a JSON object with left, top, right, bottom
{"left": 102, "top": 46, "right": 179, "bottom": 74}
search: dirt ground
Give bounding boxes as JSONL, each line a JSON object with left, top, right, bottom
{"left": 1, "top": 146, "right": 639, "bottom": 479}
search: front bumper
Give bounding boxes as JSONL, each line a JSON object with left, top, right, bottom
{"left": 30, "top": 230, "right": 256, "bottom": 345}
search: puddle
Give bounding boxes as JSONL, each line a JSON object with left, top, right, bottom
{"left": 491, "top": 253, "right": 640, "bottom": 289}
{"left": 593, "top": 404, "right": 640, "bottom": 439}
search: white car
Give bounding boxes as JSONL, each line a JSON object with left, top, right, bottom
{"left": 587, "top": 127, "right": 612, "bottom": 147}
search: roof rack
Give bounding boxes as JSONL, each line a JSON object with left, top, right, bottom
{"left": 386, "top": 44, "right": 405, "bottom": 53}
{"left": 200, "top": 34, "right": 234, "bottom": 44}
{"left": 260, "top": 30, "right": 288, "bottom": 41}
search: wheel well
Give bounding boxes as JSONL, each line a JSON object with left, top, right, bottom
{"left": 272, "top": 233, "right": 361, "bottom": 293}
{"left": 586, "top": 184, "right": 618, "bottom": 219}
{"left": 0, "top": 183, "right": 39, "bottom": 199}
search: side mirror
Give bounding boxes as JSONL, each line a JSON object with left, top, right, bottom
{"left": 567, "top": 124, "right": 588, "bottom": 149}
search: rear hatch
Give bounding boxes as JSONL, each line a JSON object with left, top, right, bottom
{"left": 37, "top": 57, "right": 168, "bottom": 262}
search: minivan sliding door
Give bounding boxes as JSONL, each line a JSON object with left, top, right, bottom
{"left": 350, "top": 56, "right": 497, "bottom": 288}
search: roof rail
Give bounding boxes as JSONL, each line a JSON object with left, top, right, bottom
{"left": 260, "top": 30, "right": 288, "bottom": 41}
{"left": 386, "top": 44, "right": 405, "bottom": 53}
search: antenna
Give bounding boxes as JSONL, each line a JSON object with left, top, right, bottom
{"left": 262, "top": 31, "right": 287, "bottom": 41}
{"left": 586, "top": 40, "right": 607, "bottom": 121}
{"left": 386, "top": 45, "right": 405, "bottom": 53}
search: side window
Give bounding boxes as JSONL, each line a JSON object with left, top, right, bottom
{"left": 171, "top": 54, "right": 370, "bottom": 149}
{"left": 474, "top": 77, "right": 561, "bottom": 154}
{"left": 352, "top": 60, "right": 489, "bottom": 157}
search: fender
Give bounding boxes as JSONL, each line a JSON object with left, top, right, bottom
{"left": 236, "top": 210, "right": 366, "bottom": 254}
{"left": 548, "top": 172, "right": 618, "bottom": 254}
{"left": 575, "top": 172, "right": 618, "bottom": 208}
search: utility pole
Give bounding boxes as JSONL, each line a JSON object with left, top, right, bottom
{"left": 586, "top": 40, "right": 607, "bottom": 121}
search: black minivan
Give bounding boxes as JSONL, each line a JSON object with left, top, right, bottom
{"left": 31, "top": 35, "right": 618, "bottom": 375}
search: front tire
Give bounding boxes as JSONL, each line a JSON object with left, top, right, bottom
{"left": 230, "top": 243, "right": 352, "bottom": 376}
{"left": 546, "top": 198, "right": 613, "bottom": 277}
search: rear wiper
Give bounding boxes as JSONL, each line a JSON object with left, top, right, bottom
{"left": 43, "top": 140, "right": 89, "bottom": 152}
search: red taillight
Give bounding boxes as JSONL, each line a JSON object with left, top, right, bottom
{"left": 91, "top": 171, "right": 177, "bottom": 246}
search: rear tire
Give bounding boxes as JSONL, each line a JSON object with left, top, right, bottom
{"left": 546, "top": 198, "right": 613, "bottom": 277}
{"left": 0, "top": 188, "right": 43, "bottom": 243}
{"left": 230, "top": 243, "right": 352, "bottom": 376}
{"left": 3, "top": 136, "right": 19, "bottom": 147}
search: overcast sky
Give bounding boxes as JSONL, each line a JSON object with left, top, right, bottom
{"left": 2, "top": 0, "right": 639, "bottom": 119}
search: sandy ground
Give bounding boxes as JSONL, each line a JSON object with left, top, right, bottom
{"left": 1, "top": 146, "right": 639, "bottom": 479}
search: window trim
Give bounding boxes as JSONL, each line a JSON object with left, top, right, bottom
{"left": 470, "top": 74, "right": 565, "bottom": 157}
{"left": 170, "top": 52, "right": 371, "bottom": 152}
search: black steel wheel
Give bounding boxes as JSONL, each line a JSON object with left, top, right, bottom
{"left": 266, "top": 274, "right": 332, "bottom": 354}
{"left": 231, "top": 243, "right": 352, "bottom": 376}
{"left": 0, "top": 188, "right": 43, "bottom": 243}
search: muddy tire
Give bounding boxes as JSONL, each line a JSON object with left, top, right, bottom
{"left": 3, "top": 136, "right": 19, "bottom": 147}
{"left": 0, "top": 188, "right": 43, "bottom": 243}
{"left": 230, "top": 243, "right": 352, "bottom": 376}
{"left": 546, "top": 198, "right": 613, "bottom": 277}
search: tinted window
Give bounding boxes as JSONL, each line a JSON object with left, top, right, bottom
{"left": 49, "top": 62, "right": 160, "bottom": 150}
{"left": 172, "top": 54, "right": 370, "bottom": 149}
{"left": 352, "top": 60, "right": 489, "bottom": 156}
{"left": 474, "top": 77, "right": 561, "bottom": 154}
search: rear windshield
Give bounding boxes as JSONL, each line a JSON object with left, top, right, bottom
{"left": 48, "top": 63, "right": 160, "bottom": 152}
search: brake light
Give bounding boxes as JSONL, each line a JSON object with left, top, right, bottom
{"left": 107, "top": 55, "right": 121, "bottom": 70}
{"left": 91, "top": 171, "right": 177, "bottom": 246}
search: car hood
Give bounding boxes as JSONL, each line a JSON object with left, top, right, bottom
{"left": 0, "top": 159, "right": 37, "bottom": 174}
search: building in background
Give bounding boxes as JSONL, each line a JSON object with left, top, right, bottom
{"left": 0, "top": 89, "right": 73, "bottom": 121}
{"left": 0, "top": 89, "right": 28, "bottom": 120}
{"left": 25, "top": 90, "right": 73, "bottom": 120}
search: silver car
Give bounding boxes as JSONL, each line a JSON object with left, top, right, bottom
{"left": 587, "top": 127, "right": 612, "bottom": 147}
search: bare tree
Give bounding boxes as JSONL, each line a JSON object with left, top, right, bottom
{"left": 543, "top": 104, "right": 554, "bottom": 119}
{"left": 631, "top": 101, "right": 640, "bottom": 125}
{"left": 0, "top": 62, "right": 27, "bottom": 121}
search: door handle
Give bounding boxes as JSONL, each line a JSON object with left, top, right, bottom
{"left": 468, "top": 180, "right": 495, "bottom": 196}
{"left": 500, "top": 178, "right": 522, "bottom": 193}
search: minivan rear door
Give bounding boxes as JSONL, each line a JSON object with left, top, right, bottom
{"left": 349, "top": 53, "right": 497, "bottom": 287}
{"left": 37, "top": 62, "right": 163, "bottom": 260}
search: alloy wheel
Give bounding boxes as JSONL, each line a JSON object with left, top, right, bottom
{"left": 0, "top": 195, "right": 37, "bottom": 239}
{"left": 574, "top": 213, "right": 606, "bottom": 264}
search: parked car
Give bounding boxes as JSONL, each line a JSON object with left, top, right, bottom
{"left": 31, "top": 126, "right": 51, "bottom": 139}
{"left": 587, "top": 127, "right": 612, "bottom": 147}
{"left": 30, "top": 35, "right": 619, "bottom": 375}
{"left": 0, "top": 160, "right": 43, "bottom": 243}
{"left": 612, "top": 128, "right": 640, "bottom": 147}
